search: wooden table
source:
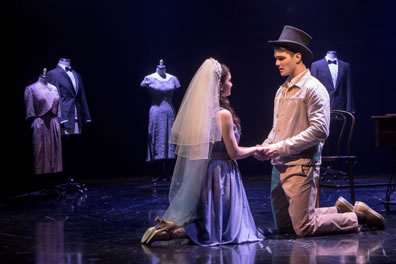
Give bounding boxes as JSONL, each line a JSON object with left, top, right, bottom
{"left": 372, "top": 114, "right": 396, "bottom": 210}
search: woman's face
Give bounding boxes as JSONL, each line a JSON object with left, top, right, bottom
{"left": 220, "top": 72, "right": 232, "bottom": 97}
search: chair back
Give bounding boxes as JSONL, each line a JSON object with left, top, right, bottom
{"left": 323, "top": 110, "right": 355, "bottom": 156}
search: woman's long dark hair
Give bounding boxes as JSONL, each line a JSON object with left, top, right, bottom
{"left": 220, "top": 64, "right": 242, "bottom": 135}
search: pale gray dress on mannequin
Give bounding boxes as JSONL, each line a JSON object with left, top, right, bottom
{"left": 141, "top": 73, "right": 180, "bottom": 162}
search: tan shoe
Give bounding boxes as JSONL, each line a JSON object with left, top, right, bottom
{"left": 335, "top": 196, "right": 354, "bottom": 213}
{"left": 145, "top": 227, "right": 172, "bottom": 245}
{"left": 155, "top": 216, "right": 177, "bottom": 231}
{"left": 141, "top": 217, "right": 178, "bottom": 244}
{"left": 354, "top": 201, "right": 385, "bottom": 229}
{"left": 141, "top": 226, "right": 159, "bottom": 244}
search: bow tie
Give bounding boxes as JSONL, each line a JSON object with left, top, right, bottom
{"left": 328, "top": 60, "right": 337, "bottom": 65}
{"left": 65, "top": 66, "right": 73, "bottom": 72}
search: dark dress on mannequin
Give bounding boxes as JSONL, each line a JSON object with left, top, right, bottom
{"left": 141, "top": 72, "right": 180, "bottom": 178}
{"left": 24, "top": 78, "right": 63, "bottom": 175}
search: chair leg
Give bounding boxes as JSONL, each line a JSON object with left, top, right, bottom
{"left": 316, "top": 178, "right": 320, "bottom": 208}
{"left": 348, "top": 160, "right": 355, "bottom": 204}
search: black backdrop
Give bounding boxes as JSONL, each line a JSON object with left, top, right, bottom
{"left": 7, "top": 0, "right": 395, "bottom": 195}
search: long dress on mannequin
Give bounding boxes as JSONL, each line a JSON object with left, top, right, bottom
{"left": 24, "top": 75, "right": 62, "bottom": 174}
{"left": 141, "top": 66, "right": 180, "bottom": 183}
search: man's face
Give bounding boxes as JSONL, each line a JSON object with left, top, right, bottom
{"left": 274, "top": 48, "right": 299, "bottom": 77}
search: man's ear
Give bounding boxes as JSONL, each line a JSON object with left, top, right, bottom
{"left": 295, "top": 52, "right": 302, "bottom": 63}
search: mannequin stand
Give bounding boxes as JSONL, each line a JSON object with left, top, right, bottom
{"left": 152, "top": 159, "right": 173, "bottom": 188}
{"left": 9, "top": 174, "right": 87, "bottom": 200}
{"left": 58, "top": 134, "right": 88, "bottom": 197}
{"left": 45, "top": 178, "right": 87, "bottom": 198}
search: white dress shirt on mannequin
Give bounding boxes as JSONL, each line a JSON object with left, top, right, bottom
{"left": 57, "top": 60, "right": 79, "bottom": 134}
{"left": 325, "top": 54, "right": 338, "bottom": 89}
{"left": 58, "top": 63, "right": 77, "bottom": 91}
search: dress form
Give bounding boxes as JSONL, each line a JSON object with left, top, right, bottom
{"left": 58, "top": 57, "right": 71, "bottom": 67}
{"left": 156, "top": 60, "right": 167, "bottom": 78}
{"left": 326, "top": 51, "right": 337, "bottom": 60}
{"left": 311, "top": 51, "right": 353, "bottom": 112}
{"left": 141, "top": 59, "right": 181, "bottom": 187}
{"left": 46, "top": 58, "right": 89, "bottom": 197}
{"left": 157, "top": 61, "right": 172, "bottom": 184}
{"left": 38, "top": 68, "right": 49, "bottom": 85}
{"left": 24, "top": 68, "right": 64, "bottom": 195}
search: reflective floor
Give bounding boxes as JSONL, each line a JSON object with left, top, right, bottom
{"left": 0, "top": 175, "right": 395, "bottom": 263}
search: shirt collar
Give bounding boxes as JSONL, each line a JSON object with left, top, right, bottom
{"left": 283, "top": 69, "right": 309, "bottom": 89}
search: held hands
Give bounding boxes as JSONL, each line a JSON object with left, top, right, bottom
{"left": 254, "top": 145, "right": 269, "bottom": 161}
{"left": 263, "top": 144, "right": 280, "bottom": 159}
{"left": 254, "top": 144, "right": 280, "bottom": 161}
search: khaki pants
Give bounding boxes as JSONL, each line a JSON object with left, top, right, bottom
{"left": 271, "top": 165, "right": 358, "bottom": 236}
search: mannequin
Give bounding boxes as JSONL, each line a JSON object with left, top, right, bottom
{"left": 327, "top": 50, "right": 337, "bottom": 60}
{"left": 48, "top": 58, "right": 92, "bottom": 134}
{"left": 141, "top": 59, "right": 181, "bottom": 187}
{"left": 24, "top": 68, "right": 63, "bottom": 183}
{"left": 311, "top": 51, "right": 354, "bottom": 113}
{"left": 311, "top": 52, "right": 354, "bottom": 181}
{"left": 39, "top": 69, "right": 49, "bottom": 84}
{"left": 47, "top": 58, "right": 91, "bottom": 195}
{"left": 156, "top": 60, "right": 167, "bottom": 78}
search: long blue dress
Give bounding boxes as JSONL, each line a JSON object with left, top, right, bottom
{"left": 185, "top": 119, "right": 264, "bottom": 246}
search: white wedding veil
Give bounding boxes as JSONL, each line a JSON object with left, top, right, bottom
{"left": 162, "top": 58, "right": 223, "bottom": 226}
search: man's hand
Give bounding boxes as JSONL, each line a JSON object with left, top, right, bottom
{"left": 262, "top": 144, "right": 279, "bottom": 159}
{"left": 254, "top": 145, "right": 270, "bottom": 161}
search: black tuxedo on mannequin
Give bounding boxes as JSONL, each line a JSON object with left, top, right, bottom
{"left": 311, "top": 58, "right": 354, "bottom": 112}
{"left": 47, "top": 65, "right": 91, "bottom": 129}
{"left": 45, "top": 61, "right": 90, "bottom": 196}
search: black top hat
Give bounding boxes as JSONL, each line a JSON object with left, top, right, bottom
{"left": 268, "top": 25, "right": 313, "bottom": 61}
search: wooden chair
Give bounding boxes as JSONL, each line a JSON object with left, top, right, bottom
{"left": 316, "top": 110, "right": 358, "bottom": 207}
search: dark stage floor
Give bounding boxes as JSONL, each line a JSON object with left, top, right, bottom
{"left": 1, "top": 174, "right": 396, "bottom": 264}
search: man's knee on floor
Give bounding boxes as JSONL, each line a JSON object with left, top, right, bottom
{"left": 294, "top": 228, "right": 312, "bottom": 237}
{"left": 292, "top": 220, "right": 315, "bottom": 237}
